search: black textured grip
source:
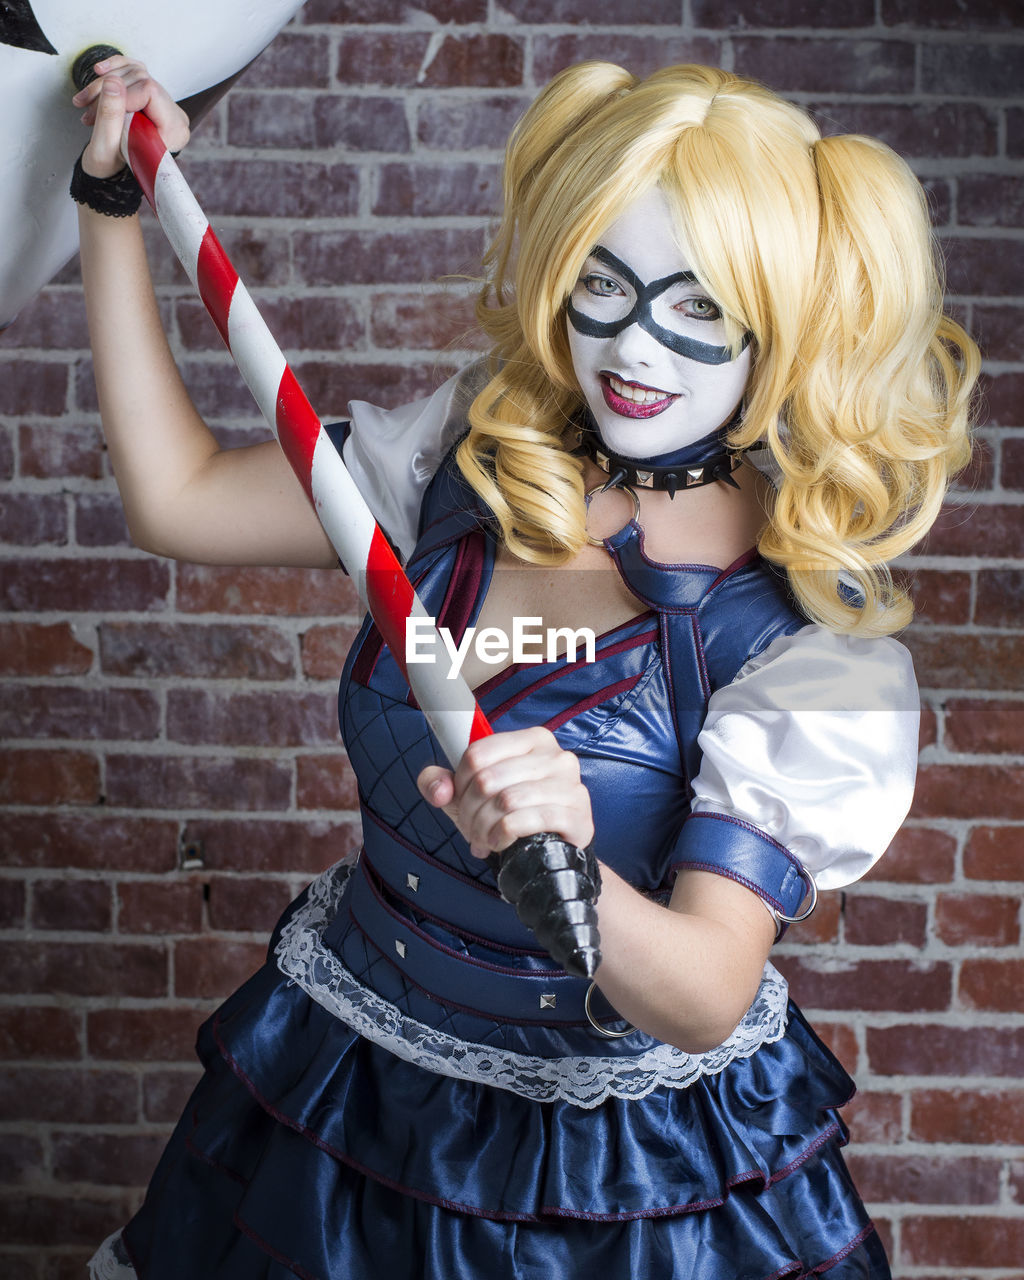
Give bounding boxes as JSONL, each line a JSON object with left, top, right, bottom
{"left": 487, "top": 833, "right": 602, "bottom": 979}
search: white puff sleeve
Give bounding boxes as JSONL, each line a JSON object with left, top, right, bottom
{"left": 340, "top": 361, "right": 488, "bottom": 559}
{"left": 689, "top": 624, "right": 921, "bottom": 891}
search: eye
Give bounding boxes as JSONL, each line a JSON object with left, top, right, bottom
{"left": 581, "top": 272, "right": 625, "bottom": 298}
{"left": 675, "top": 295, "right": 722, "bottom": 321}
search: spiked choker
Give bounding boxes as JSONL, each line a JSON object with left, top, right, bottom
{"left": 577, "top": 419, "right": 744, "bottom": 499}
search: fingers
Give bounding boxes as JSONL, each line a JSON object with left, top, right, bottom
{"left": 73, "top": 58, "right": 190, "bottom": 161}
{"left": 79, "top": 76, "right": 128, "bottom": 179}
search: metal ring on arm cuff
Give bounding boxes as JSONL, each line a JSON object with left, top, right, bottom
{"left": 584, "top": 981, "right": 635, "bottom": 1039}
{"left": 774, "top": 871, "right": 818, "bottom": 926}
{"left": 585, "top": 483, "right": 641, "bottom": 547}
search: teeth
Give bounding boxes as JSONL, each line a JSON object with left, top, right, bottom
{"left": 607, "top": 375, "right": 670, "bottom": 405}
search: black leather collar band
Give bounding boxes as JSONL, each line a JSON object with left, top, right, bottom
{"left": 580, "top": 437, "right": 744, "bottom": 498}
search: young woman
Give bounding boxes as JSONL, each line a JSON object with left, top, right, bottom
{"left": 76, "top": 57, "right": 976, "bottom": 1279}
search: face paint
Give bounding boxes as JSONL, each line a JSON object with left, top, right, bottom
{"left": 566, "top": 187, "right": 752, "bottom": 461}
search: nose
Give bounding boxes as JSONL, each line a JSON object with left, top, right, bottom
{"left": 608, "top": 317, "right": 662, "bottom": 370}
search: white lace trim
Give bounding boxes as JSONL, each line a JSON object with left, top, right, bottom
{"left": 274, "top": 862, "right": 790, "bottom": 1110}
{"left": 88, "top": 1232, "right": 136, "bottom": 1279}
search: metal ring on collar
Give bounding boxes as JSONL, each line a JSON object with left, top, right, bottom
{"left": 585, "top": 483, "right": 641, "bottom": 547}
{"left": 774, "top": 871, "right": 818, "bottom": 926}
{"left": 584, "top": 981, "right": 635, "bottom": 1039}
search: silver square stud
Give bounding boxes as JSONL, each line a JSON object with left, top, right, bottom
{"left": 395, "top": 939, "right": 407, "bottom": 959}
{"left": 539, "top": 993, "right": 557, "bottom": 1010}
{"left": 406, "top": 873, "right": 420, "bottom": 892}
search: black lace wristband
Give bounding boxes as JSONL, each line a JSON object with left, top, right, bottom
{"left": 70, "top": 151, "right": 143, "bottom": 218}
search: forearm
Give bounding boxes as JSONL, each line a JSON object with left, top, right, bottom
{"left": 593, "top": 864, "right": 775, "bottom": 1054}
{"left": 78, "top": 206, "right": 220, "bottom": 552}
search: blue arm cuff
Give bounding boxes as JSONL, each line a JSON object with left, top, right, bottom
{"left": 670, "top": 811, "right": 813, "bottom": 922}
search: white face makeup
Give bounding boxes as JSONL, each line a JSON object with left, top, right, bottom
{"left": 566, "top": 187, "right": 752, "bottom": 460}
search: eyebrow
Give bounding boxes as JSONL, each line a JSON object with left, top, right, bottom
{"left": 590, "top": 245, "right": 698, "bottom": 292}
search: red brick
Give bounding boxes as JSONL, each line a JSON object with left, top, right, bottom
{"left": 181, "top": 818, "right": 359, "bottom": 874}
{"left": 883, "top": 0, "right": 1020, "bottom": 26}
{"left": 335, "top": 32, "right": 430, "bottom": 86}
{"left": 0, "top": 686, "right": 159, "bottom": 742}
{"left": 866, "top": 830, "right": 957, "bottom": 885}
{"left": 959, "top": 174, "right": 1024, "bottom": 229}
{"left": 0, "top": 495, "right": 67, "bottom": 545}
{"left": 416, "top": 95, "right": 528, "bottom": 152}
{"left": 142, "top": 1068, "right": 200, "bottom": 1123}
{"left": 0, "top": 815, "right": 178, "bottom": 873}
{"left": 305, "top": 0, "right": 484, "bottom": 18}
{"left": 982, "top": 370, "right": 1024, "bottom": 427}
{"left": 943, "top": 236, "right": 1024, "bottom": 300}
{"left": 867, "top": 1024, "right": 1024, "bottom": 1077}
{"left": 534, "top": 35, "right": 721, "bottom": 83}
{"left": 0, "top": 1252, "right": 36, "bottom": 1280}
{"left": 842, "top": 1091, "right": 902, "bottom": 1144}
{"left": 0, "top": 558, "right": 170, "bottom": 613}
{"left": 1003, "top": 437, "right": 1024, "bottom": 489}
{"left": 166, "top": 689, "right": 338, "bottom": 747}
{"left": 975, "top": 569, "right": 1024, "bottom": 628}
{"left": 0, "top": 287, "right": 89, "bottom": 349}
{"left": 921, "top": 40, "right": 1024, "bottom": 96}
{"left": 0, "top": 1067, "right": 135, "bottom": 1124}
{"left": 87, "top": 1008, "right": 204, "bottom": 1062}
{"left": 906, "top": 633, "right": 1024, "bottom": 693}
{"left": 844, "top": 894, "right": 928, "bottom": 947}
{"left": 245, "top": 30, "right": 329, "bottom": 88}
{"left": 0, "top": 1007, "right": 81, "bottom": 1061}
{"left": 185, "top": 295, "right": 363, "bottom": 357}
{"left": 0, "top": 750, "right": 99, "bottom": 806}
{"left": 313, "top": 96, "right": 411, "bottom": 152}
{"left": 811, "top": 101, "right": 997, "bottom": 160}
{"left": 298, "top": 360, "right": 458, "bottom": 414}
{"left": 187, "top": 159, "right": 359, "bottom": 219}
{"left": 175, "top": 356, "right": 269, "bottom": 417}
{"left": 369, "top": 290, "right": 485, "bottom": 352}
{"left": 973, "top": 305, "right": 1024, "bottom": 365}
{"left": 811, "top": 1020, "right": 858, "bottom": 1072}
{"left": 777, "top": 958, "right": 951, "bottom": 1013}
{"left": 1011, "top": 109, "right": 1024, "bottom": 160}
{"left": 74, "top": 494, "right": 131, "bottom": 547}
{"left": 944, "top": 699, "right": 1024, "bottom": 754}
{"left": 173, "top": 938, "right": 265, "bottom": 999}
{"left": 733, "top": 37, "right": 913, "bottom": 94}
{"left": 903, "top": 1214, "right": 1024, "bottom": 1268}
{"left": 911, "top": 1087, "right": 1024, "bottom": 1145}
{"left": 0, "top": 877, "right": 25, "bottom": 928}
{"left": 697, "top": 0, "right": 872, "bottom": 21}
{"left": 0, "top": 1194, "right": 136, "bottom": 1248}
{"left": 508, "top": 0, "right": 678, "bottom": 18}
{"left": 964, "top": 826, "right": 1024, "bottom": 881}
{"left": 905, "top": 570, "right": 971, "bottom": 626}
{"left": 919, "top": 705, "right": 937, "bottom": 751}
{"left": 0, "top": 360, "right": 68, "bottom": 414}
{"left": 117, "top": 880, "right": 204, "bottom": 935}
{"left": 0, "top": 425, "right": 12, "bottom": 479}
{"left": 32, "top": 878, "right": 112, "bottom": 932}
{"left": 206, "top": 227, "right": 293, "bottom": 290}
{"left": 105, "top": 754, "right": 292, "bottom": 813}
{"left": 0, "top": 1134, "right": 44, "bottom": 1183}
{"left": 100, "top": 621, "right": 296, "bottom": 680}
{"left": 206, "top": 876, "right": 295, "bottom": 933}
{"left": 52, "top": 1132, "right": 165, "bottom": 1187}
{"left": 936, "top": 893, "right": 1020, "bottom": 947}
{"left": 177, "top": 564, "right": 358, "bottom": 616}
{"left": 301, "top": 624, "right": 361, "bottom": 679}
{"left": 18, "top": 423, "right": 104, "bottom": 481}
{"left": 0, "top": 940, "right": 167, "bottom": 999}
{"left": 1010, "top": 1162, "right": 1024, "bottom": 1203}
{"left": 296, "top": 753, "right": 360, "bottom": 811}
{"left": 375, "top": 161, "right": 501, "bottom": 219}
{"left": 293, "top": 228, "right": 485, "bottom": 288}
{"left": 923, "top": 502, "right": 1024, "bottom": 557}
{"left": 774, "top": 891, "right": 840, "bottom": 946}
{"left": 913, "top": 765, "right": 1024, "bottom": 821}
{"left": 227, "top": 91, "right": 314, "bottom": 149}
{"left": 0, "top": 624, "right": 93, "bottom": 677}
{"left": 960, "top": 958, "right": 1024, "bottom": 1013}
{"left": 845, "top": 1153, "right": 1000, "bottom": 1205}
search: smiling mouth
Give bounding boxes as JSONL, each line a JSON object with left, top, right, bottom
{"left": 600, "top": 373, "right": 678, "bottom": 419}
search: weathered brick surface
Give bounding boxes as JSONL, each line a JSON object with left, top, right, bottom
{"left": 1, "top": 8, "right": 1021, "bottom": 1275}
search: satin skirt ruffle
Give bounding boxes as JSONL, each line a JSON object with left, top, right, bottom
{"left": 104, "top": 944, "right": 891, "bottom": 1279}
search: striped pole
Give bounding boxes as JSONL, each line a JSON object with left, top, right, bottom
{"left": 125, "top": 111, "right": 491, "bottom": 769}
{"left": 75, "top": 83, "right": 602, "bottom": 980}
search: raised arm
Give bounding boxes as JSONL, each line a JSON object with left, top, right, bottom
{"left": 74, "top": 57, "right": 336, "bottom": 568}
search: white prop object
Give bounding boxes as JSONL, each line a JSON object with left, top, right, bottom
{"left": 0, "top": 0, "right": 305, "bottom": 328}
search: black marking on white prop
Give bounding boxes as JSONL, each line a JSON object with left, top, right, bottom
{"left": 0, "top": 0, "right": 57, "bottom": 55}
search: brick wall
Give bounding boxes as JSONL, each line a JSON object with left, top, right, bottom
{"left": 1, "top": 3, "right": 1021, "bottom": 1275}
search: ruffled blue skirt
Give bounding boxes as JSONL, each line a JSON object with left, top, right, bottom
{"left": 95, "top": 922, "right": 891, "bottom": 1280}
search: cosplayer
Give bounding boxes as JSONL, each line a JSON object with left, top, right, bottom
{"left": 75, "top": 57, "right": 977, "bottom": 1279}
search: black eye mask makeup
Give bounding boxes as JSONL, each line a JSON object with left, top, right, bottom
{"left": 566, "top": 246, "right": 751, "bottom": 367}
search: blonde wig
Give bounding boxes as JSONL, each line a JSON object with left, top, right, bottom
{"left": 457, "top": 62, "right": 979, "bottom": 636}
